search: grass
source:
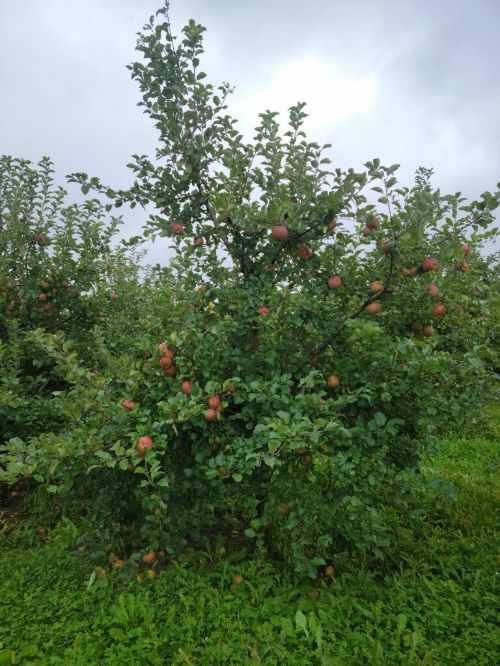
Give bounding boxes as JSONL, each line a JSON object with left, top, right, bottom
{"left": 0, "top": 432, "right": 498, "bottom": 665}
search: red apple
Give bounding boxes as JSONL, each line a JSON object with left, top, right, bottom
{"left": 38, "top": 292, "right": 47, "bottom": 302}
{"left": 461, "top": 244, "right": 470, "bottom": 255}
{"left": 163, "top": 365, "right": 177, "bottom": 377}
{"left": 303, "top": 454, "right": 313, "bottom": 466}
{"left": 425, "top": 283, "right": 440, "bottom": 296}
{"left": 258, "top": 305, "right": 270, "bottom": 317}
{"left": 369, "top": 280, "right": 384, "bottom": 293}
{"left": 158, "top": 342, "right": 173, "bottom": 355}
{"left": 34, "top": 234, "right": 45, "bottom": 243}
{"left": 181, "top": 380, "right": 192, "bottom": 395}
{"left": 142, "top": 550, "right": 157, "bottom": 565}
{"left": 379, "top": 240, "right": 391, "bottom": 254}
{"left": 327, "top": 275, "right": 342, "bottom": 289}
{"left": 208, "top": 395, "right": 221, "bottom": 410}
{"left": 40, "top": 280, "right": 50, "bottom": 290}
{"left": 422, "top": 257, "right": 437, "bottom": 272}
{"left": 205, "top": 408, "right": 218, "bottom": 421}
{"left": 170, "top": 222, "right": 184, "bottom": 235}
{"left": 271, "top": 225, "right": 289, "bottom": 240}
{"left": 122, "top": 399, "right": 137, "bottom": 411}
{"left": 136, "top": 436, "right": 154, "bottom": 456}
{"left": 297, "top": 245, "right": 312, "bottom": 260}
{"left": 43, "top": 303, "right": 52, "bottom": 313}
{"left": 361, "top": 226, "right": 373, "bottom": 237}
{"left": 365, "top": 301, "right": 382, "bottom": 314}
{"left": 328, "top": 216, "right": 338, "bottom": 229}
{"left": 367, "top": 217, "right": 381, "bottom": 230}
{"left": 109, "top": 292, "right": 119, "bottom": 300}
{"left": 327, "top": 374, "right": 341, "bottom": 388}
{"left": 159, "top": 356, "right": 173, "bottom": 368}
{"left": 194, "top": 235, "right": 205, "bottom": 246}
{"left": 432, "top": 304, "right": 447, "bottom": 317}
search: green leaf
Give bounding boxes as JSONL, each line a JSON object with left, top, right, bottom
{"left": 295, "top": 610, "right": 309, "bottom": 635}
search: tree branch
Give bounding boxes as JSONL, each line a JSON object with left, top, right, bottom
{"left": 303, "top": 251, "right": 396, "bottom": 367}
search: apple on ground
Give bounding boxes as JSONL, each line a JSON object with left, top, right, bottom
{"left": 142, "top": 550, "right": 157, "bottom": 565}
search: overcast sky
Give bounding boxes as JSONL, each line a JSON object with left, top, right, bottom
{"left": 1, "top": 0, "right": 499, "bottom": 261}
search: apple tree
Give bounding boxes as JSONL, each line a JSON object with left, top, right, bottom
{"left": 2, "top": 5, "right": 499, "bottom": 575}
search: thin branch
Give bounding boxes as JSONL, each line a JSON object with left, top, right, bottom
{"left": 304, "top": 251, "right": 396, "bottom": 367}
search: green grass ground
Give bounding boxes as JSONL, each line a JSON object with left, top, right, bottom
{"left": 0, "top": 433, "right": 498, "bottom": 665}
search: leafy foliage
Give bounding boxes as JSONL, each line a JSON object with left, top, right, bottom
{"left": 1, "top": 433, "right": 498, "bottom": 665}
{"left": 1, "top": 4, "right": 499, "bottom": 573}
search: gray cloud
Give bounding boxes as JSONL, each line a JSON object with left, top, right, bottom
{"left": 1, "top": 0, "right": 498, "bottom": 262}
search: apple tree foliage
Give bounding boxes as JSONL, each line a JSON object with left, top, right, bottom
{"left": 0, "top": 155, "right": 173, "bottom": 443}
{"left": 1, "top": 5, "right": 499, "bottom": 575}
